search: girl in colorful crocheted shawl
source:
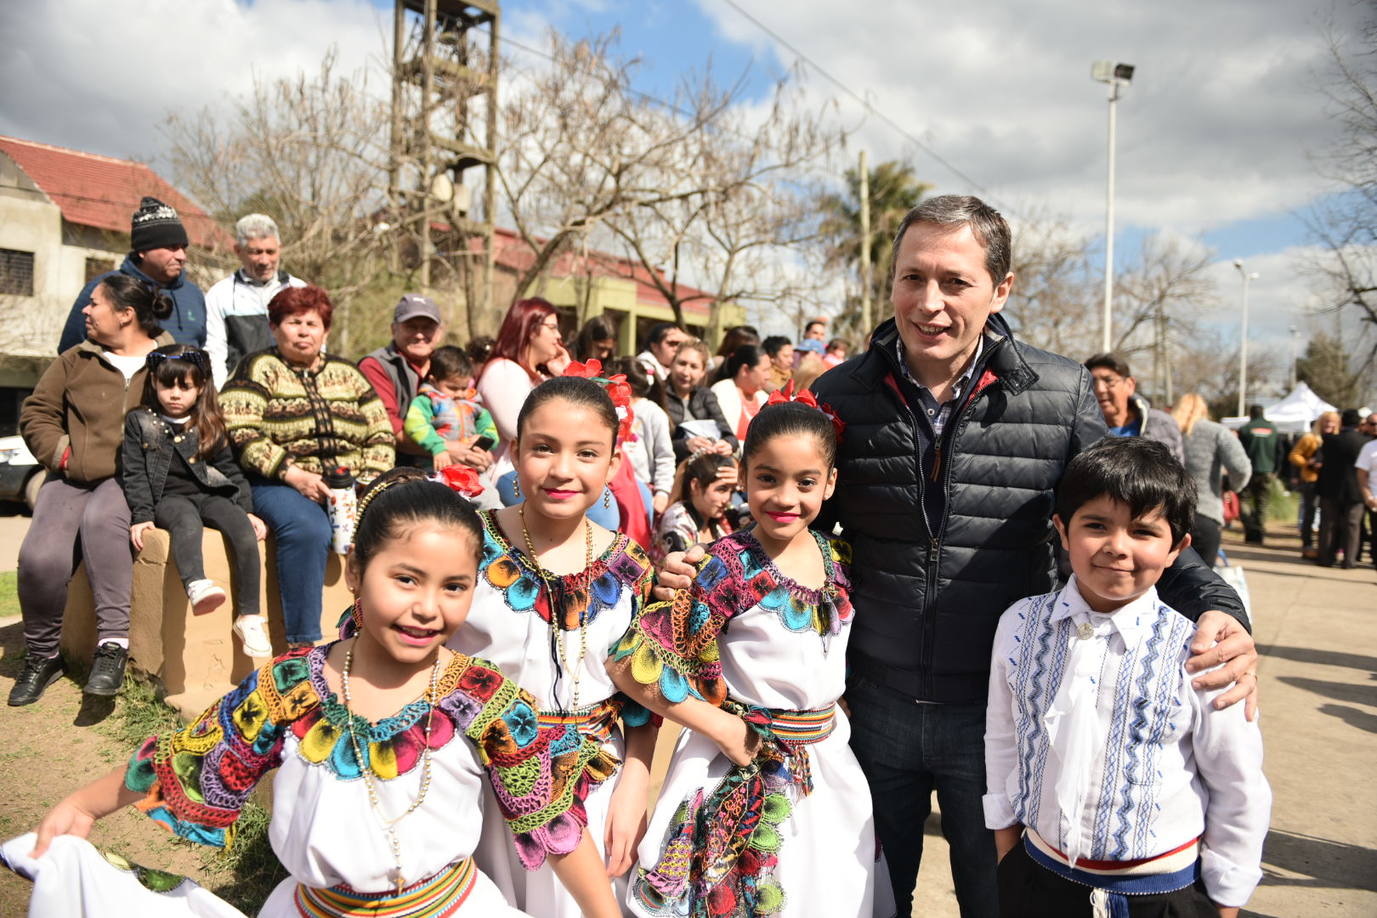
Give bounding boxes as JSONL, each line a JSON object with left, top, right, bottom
{"left": 448, "top": 373, "right": 661, "bottom": 918}
{"left": 610, "top": 399, "right": 893, "bottom": 918}
{"left": 18, "top": 469, "right": 623, "bottom": 917}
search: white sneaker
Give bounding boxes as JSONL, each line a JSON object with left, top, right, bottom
{"left": 233, "top": 615, "right": 273, "bottom": 658}
{"left": 187, "top": 580, "right": 227, "bottom": 616}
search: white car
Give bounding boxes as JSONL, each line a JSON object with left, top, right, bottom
{"left": 0, "top": 435, "right": 43, "bottom": 512}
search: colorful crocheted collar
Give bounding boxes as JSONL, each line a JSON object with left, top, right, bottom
{"left": 718, "top": 528, "right": 854, "bottom": 636}
{"left": 478, "top": 510, "right": 651, "bottom": 629}
{"left": 295, "top": 644, "right": 478, "bottom": 779}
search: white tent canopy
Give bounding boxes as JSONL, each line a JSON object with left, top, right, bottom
{"left": 1259, "top": 382, "right": 1337, "bottom": 433}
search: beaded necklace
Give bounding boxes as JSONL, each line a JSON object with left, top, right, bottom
{"left": 518, "top": 504, "right": 594, "bottom": 711}
{"left": 341, "top": 639, "right": 442, "bottom": 895}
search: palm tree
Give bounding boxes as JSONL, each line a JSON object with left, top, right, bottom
{"left": 817, "top": 160, "right": 932, "bottom": 335}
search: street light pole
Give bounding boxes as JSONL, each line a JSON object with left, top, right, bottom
{"left": 1234, "top": 259, "right": 1259, "bottom": 417}
{"left": 1092, "top": 61, "right": 1134, "bottom": 352}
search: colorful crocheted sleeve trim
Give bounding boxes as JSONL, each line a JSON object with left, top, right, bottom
{"left": 610, "top": 531, "right": 778, "bottom": 707}
{"left": 460, "top": 656, "right": 618, "bottom": 870}
{"left": 124, "top": 649, "right": 317, "bottom": 849}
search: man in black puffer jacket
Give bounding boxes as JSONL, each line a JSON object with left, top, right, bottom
{"left": 810, "top": 195, "right": 1258, "bottom": 917}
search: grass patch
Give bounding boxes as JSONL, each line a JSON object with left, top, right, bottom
{"left": 0, "top": 571, "right": 18, "bottom": 618}
{"left": 104, "top": 671, "right": 285, "bottom": 909}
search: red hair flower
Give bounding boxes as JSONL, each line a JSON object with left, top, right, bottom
{"left": 765, "top": 381, "right": 845, "bottom": 442}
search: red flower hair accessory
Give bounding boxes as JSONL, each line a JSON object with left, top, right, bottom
{"left": 765, "top": 381, "right": 845, "bottom": 442}
{"left": 561, "top": 359, "right": 636, "bottom": 445}
{"left": 434, "top": 464, "right": 484, "bottom": 498}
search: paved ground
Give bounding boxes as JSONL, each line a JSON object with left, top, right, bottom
{"left": 0, "top": 517, "right": 1374, "bottom": 916}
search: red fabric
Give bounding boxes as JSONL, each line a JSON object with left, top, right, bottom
{"left": 610, "top": 450, "right": 651, "bottom": 550}
{"left": 358, "top": 356, "right": 406, "bottom": 438}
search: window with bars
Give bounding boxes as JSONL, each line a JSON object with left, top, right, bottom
{"left": 84, "top": 256, "right": 114, "bottom": 283}
{"left": 0, "top": 249, "right": 35, "bottom": 296}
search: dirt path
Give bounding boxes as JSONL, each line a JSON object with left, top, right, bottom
{"left": 0, "top": 616, "right": 222, "bottom": 917}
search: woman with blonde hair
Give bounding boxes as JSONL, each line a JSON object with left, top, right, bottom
{"left": 1171, "top": 393, "right": 1253, "bottom": 566}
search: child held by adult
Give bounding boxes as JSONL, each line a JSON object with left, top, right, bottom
{"left": 985, "top": 438, "right": 1269, "bottom": 917}
{"left": 404, "top": 345, "right": 499, "bottom": 473}
{"left": 447, "top": 374, "right": 659, "bottom": 916}
{"left": 9, "top": 469, "right": 623, "bottom": 917}
{"left": 611, "top": 390, "right": 893, "bottom": 917}
{"left": 119, "top": 345, "right": 271, "bottom": 657}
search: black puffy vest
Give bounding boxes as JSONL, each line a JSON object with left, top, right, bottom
{"left": 812, "top": 317, "right": 1107, "bottom": 703}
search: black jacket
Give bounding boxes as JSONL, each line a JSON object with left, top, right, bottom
{"left": 812, "top": 316, "right": 1247, "bottom": 703}
{"left": 119, "top": 407, "right": 253, "bottom": 525}
{"left": 664, "top": 386, "right": 737, "bottom": 462}
{"left": 1318, "top": 428, "right": 1366, "bottom": 504}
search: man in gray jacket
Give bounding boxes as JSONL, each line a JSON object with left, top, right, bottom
{"left": 1084, "top": 352, "right": 1185, "bottom": 462}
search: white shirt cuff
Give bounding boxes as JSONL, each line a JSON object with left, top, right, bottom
{"left": 1200, "top": 846, "right": 1262, "bottom": 907}
{"left": 983, "top": 793, "right": 1017, "bottom": 830}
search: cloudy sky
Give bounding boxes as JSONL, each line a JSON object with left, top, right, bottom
{"left": 1, "top": 0, "right": 1365, "bottom": 373}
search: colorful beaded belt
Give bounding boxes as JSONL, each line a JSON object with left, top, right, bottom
{"left": 294, "top": 857, "right": 476, "bottom": 917}
{"left": 538, "top": 700, "right": 621, "bottom": 745}
{"left": 768, "top": 704, "right": 836, "bottom": 747}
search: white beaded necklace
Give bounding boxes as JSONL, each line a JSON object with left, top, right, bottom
{"left": 340, "top": 639, "right": 442, "bottom": 895}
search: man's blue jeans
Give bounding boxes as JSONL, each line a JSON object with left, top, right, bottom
{"left": 847, "top": 674, "right": 998, "bottom": 918}
{"left": 250, "top": 481, "right": 331, "bottom": 644}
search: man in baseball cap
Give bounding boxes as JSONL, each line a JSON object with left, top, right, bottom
{"left": 57, "top": 196, "right": 208, "bottom": 352}
{"left": 358, "top": 294, "right": 447, "bottom": 467}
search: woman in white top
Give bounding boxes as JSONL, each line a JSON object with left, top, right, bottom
{"left": 709, "top": 345, "right": 771, "bottom": 445}
{"left": 475, "top": 298, "right": 570, "bottom": 478}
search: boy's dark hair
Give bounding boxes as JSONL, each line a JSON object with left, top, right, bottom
{"left": 426, "top": 345, "right": 472, "bottom": 384}
{"left": 742, "top": 401, "right": 838, "bottom": 470}
{"left": 644, "top": 321, "right": 684, "bottom": 349}
{"left": 761, "top": 335, "right": 792, "bottom": 358}
{"left": 1084, "top": 352, "right": 1132, "bottom": 379}
{"left": 1056, "top": 437, "right": 1196, "bottom": 545}
{"left": 352, "top": 467, "right": 483, "bottom": 571}
{"left": 516, "top": 376, "right": 619, "bottom": 448}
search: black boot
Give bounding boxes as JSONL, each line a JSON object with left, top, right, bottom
{"left": 8, "top": 654, "right": 66, "bottom": 706}
{"left": 84, "top": 642, "right": 128, "bottom": 697}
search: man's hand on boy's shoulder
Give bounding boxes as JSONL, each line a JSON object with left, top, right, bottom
{"left": 1186, "top": 610, "right": 1260, "bottom": 721}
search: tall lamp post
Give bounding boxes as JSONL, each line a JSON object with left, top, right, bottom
{"left": 1233, "top": 259, "right": 1259, "bottom": 417}
{"left": 1092, "top": 60, "right": 1135, "bottom": 352}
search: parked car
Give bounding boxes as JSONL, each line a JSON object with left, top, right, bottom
{"left": 0, "top": 435, "right": 43, "bottom": 512}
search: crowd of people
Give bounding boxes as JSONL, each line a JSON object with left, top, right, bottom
{"left": 6, "top": 192, "right": 1332, "bottom": 918}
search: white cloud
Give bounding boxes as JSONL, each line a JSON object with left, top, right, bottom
{"left": 0, "top": 0, "right": 386, "bottom": 166}
{"left": 694, "top": 0, "right": 1361, "bottom": 237}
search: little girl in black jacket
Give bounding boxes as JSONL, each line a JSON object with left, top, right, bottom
{"left": 118, "top": 346, "right": 271, "bottom": 657}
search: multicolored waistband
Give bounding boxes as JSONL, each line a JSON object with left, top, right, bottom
{"left": 767, "top": 704, "right": 836, "bottom": 747}
{"left": 294, "top": 858, "right": 476, "bottom": 917}
{"left": 1025, "top": 830, "right": 1200, "bottom": 892}
{"left": 538, "top": 700, "right": 621, "bottom": 745}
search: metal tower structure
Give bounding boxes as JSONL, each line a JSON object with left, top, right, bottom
{"left": 389, "top": 0, "right": 499, "bottom": 327}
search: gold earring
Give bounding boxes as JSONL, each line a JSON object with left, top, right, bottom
{"left": 350, "top": 596, "right": 364, "bottom": 629}
{"left": 603, "top": 488, "right": 611, "bottom": 509}
{"left": 513, "top": 478, "right": 521, "bottom": 499}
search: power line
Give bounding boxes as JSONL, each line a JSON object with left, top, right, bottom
{"left": 718, "top": 0, "right": 1007, "bottom": 208}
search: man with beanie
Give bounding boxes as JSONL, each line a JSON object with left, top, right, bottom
{"left": 57, "top": 196, "right": 207, "bottom": 352}
{"left": 203, "top": 213, "right": 307, "bottom": 387}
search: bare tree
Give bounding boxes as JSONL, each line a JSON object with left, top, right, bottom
{"left": 162, "top": 50, "right": 394, "bottom": 355}
{"left": 1305, "top": 11, "right": 1377, "bottom": 372}
{"left": 1003, "top": 212, "right": 1099, "bottom": 359}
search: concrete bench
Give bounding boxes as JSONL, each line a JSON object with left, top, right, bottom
{"left": 60, "top": 528, "right": 352, "bottom": 718}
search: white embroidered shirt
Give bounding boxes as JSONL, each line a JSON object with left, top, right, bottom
{"left": 983, "top": 578, "right": 1271, "bottom": 907}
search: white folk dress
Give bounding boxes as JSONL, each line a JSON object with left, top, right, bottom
{"left": 614, "top": 529, "right": 893, "bottom": 918}
{"left": 447, "top": 510, "right": 655, "bottom": 917}
{"left": 1, "top": 645, "right": 616, "bottom": 917}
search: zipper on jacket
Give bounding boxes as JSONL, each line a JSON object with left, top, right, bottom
{"left": 922, "top": 368, "right": 1000, "bottom": 698}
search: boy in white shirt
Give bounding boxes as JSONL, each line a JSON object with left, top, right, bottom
{"left": 984, "top": 437, "right": 1270, "bottom": 917}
